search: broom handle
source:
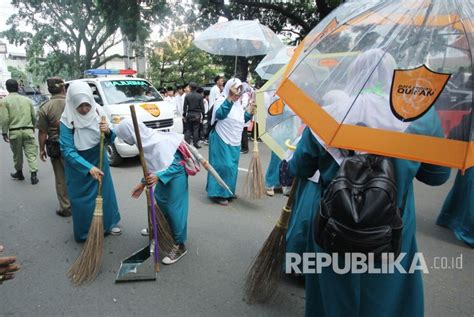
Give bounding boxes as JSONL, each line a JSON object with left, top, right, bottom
{"left": 98, "top": 116, "right": 106, "bottom": 196}
{"left": 130, "top": 106, "right": 160, "bottom": 263}
{"left": 284, "top": 178, "right": 299, "bottom": 209}
{"left": 252, "top": 115, "right": 258, "bottom": 152}
{"left": 276, "top": 178, "right": 299, "bottom": 229}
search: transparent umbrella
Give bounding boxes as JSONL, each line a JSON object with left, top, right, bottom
{"left": 193, "top": 20, "right": 284, "bottom": 74}
{"left": 255, "top": 46, "right": 296, "bottom": 80}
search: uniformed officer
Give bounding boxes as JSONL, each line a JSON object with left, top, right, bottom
{"left": 37, "top": 77, "right": 71, "bottom": 217}
{"left": 0, "top": 79, "right": 39, "bottom": 184}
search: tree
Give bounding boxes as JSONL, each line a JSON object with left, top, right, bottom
{"left": 147, "top": 32, "right": 223, "bottom": 88}
{"left": 180, "top": 0, "right": 344, "bottom": 79}
{"left": 7, "top": 66, "right": 27, "bottom": 83}
{"left": 1, "top": 0, "right": 124, "bottom": 81}
{"left": 96, "top": 0, "right": 345, "bottom": 81}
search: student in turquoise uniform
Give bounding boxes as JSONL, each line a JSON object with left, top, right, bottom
{"left": 207, "top": 78, "right": 254, "bottom": 206}
{"left": 288, "top": 49, "right": 451, "bottom": 316}
{"left": 117, "top": 118, "right": 199, "bottom": 264}
{"left": 59, "top": 81, "right": 121, "bottom": 242}
{"left": 286, "top": 175, "right": 320, "bottom": 257}
{"left": 437, "top": 113, "right": 474, "bottom": 247}
{"left": 264, "top": 152, "right": 282, "bottom": 196}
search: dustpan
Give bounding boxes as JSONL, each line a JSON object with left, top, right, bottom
{"left": 115, "top": 243, "right": 157, "bottom": 282}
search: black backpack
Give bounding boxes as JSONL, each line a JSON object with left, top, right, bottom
{"left": 314, "top": 154, "right": 405, "bottom": 259}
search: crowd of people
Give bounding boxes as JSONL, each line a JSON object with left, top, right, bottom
{"left": 0, "top": 64, "right": 472, "bottom": 317}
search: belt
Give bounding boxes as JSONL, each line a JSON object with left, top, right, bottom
{"left": 9, "top": 127, "right": 34, "bottom": 132}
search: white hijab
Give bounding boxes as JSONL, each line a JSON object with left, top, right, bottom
{"left": 211, "top": 78, "right": 245, "bottom": 146}
{"left": 314, "top": 49, "right": 410, "bottom": 165}
{"left": 60, "top": 81, "right": 108, "bottom": 151}
{"left": 115, "top": 118, "right": 184, "bottom": 173}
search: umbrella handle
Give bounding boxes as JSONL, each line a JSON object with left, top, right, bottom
{"left": 285, "top": 139, "right": 296, "bottom": 151}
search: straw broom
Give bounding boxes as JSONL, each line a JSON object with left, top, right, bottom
{"left": 244, "top": 179, "right": 299, "bottom": 303}
{"left": 244, "top": 113, "right": 266, "bottom": 199}
{"left": 130, "top": 105, "right": 175, "bottom": 272}
{"left": 68, "top": 116, "right": 107, "bottom": 285}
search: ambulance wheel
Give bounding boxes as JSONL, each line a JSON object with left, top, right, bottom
{"left": 107, "top": 143, "right": 123, "bottom": 166}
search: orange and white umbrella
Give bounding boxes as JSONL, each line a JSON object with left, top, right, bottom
{"left": 277, "top": 0, "right": 474, "bottom": 171}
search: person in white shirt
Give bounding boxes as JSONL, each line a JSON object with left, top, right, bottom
{"left": 209, "top": 75, "right": 224, "bottom": 110}
{"left": 164, "top": 86, "right": 175, "bottom": 103}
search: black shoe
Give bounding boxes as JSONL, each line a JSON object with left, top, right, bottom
{"left": 240, "top": 149, "right": 249, "bottom": 154}
{"left": 56, "top": 209, "right": 71, "bottom": 217}
{"left": 11, "top": 170, "right": 25, "bottom": 181}
{"left": 194, "top": 144, "right": 202, "bottom": 149}
{"left": 31, "top": 172, "right": 39, "bottom": 185}
{"left": 162, "top": 244, "right": 187, "bottom": 265}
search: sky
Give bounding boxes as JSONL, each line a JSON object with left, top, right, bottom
{"left": 0, "top": 0, "right": 23, "bottom": 54}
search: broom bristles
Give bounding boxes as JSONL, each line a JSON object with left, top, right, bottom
{"left": 68, "top": 213, "right": 104, "bottom": 286}
{"left": 244, "top": 226, "right": 287, "bottom": 304}
{"left": 154, "top": 203, "right": 175, "bottom": 255}
{"left": 244, "top": 150, "right": 266, "bottom": 199}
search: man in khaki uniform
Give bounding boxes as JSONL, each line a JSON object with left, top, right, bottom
{"left": 37, "top": 77, "right": 71, "bottom": 217}
{"left": 0, "top": 79, "right": 39, "bottom": 184}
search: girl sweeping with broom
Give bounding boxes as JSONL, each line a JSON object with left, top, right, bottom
{"left": 207, "top": 78, "right": 256, "bottom": 205}
{"left": 116, "top": 118, "right": 199, "bottom": 265}
{"left": 60, "top": 81, "right": 121, "bottom": 243}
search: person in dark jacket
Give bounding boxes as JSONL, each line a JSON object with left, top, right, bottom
{"left": 183, "top": 82, "right": 205, "bottom": 148}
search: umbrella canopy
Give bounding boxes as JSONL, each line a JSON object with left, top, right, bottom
{"left": 256, "top": 46, "right": 295, "bottom": 80}
{"left": 256, "top": 67, "right": 305, "bottom": 159}
{"left": 193, "top": 20, "right": 284, "bottom": 57}
{"left": 276, "top": 0, "right": 474, "bottom": 171}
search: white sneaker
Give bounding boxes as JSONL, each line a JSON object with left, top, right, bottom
{"left": 140, "top": 228, "right": 149, "bottom": 236}
{"left": 110, "top": 227, "right": 122, "bottom": 236}
{"left": 282, "top": 186, "right": 291, "bottom": 196}
{"left": 266, "top": 187, "right": 275, "bottom": 197}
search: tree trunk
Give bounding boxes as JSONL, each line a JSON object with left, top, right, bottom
{"left": 236, "top": 56, "right": 249, "bottom": 81}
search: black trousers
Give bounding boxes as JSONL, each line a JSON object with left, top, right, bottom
{"left": 185, "top": 119, "right": 201, "bottom": 146}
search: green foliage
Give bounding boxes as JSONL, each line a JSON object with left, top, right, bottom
{"left": 1, "top": 0, "right": 124, "bottom": 81}
{"left": 147, "top": 32, "right": 223, "bottom": 88}
{"left": 96, "top": 0, "right": 171, "bottom": 42}
{"left": 175, "top": 0, "right": 343, "bottom": 80}
{"left": 7, "top": 66, "right": 27, "bottom": 83}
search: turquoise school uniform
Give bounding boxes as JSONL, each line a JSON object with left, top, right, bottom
{"left": 60, "top": 123, "right": 121, "bottom": 242}
{"left": 289, "top": 125, "right": 450, "bottom": 317}
{"left": 155, "top": 151, "right": 189, "bottom": 244}
{"left": 286, "top": 178, "right": 320, "bottom": 256}
{"left": 437, "top": 167, "right": 474, "bottom": 247}
{"left": 206, "top": 99, "right": 251, "bottom": 199}
{"left": 265, "top": 151, "right": 282, "bottom": 189}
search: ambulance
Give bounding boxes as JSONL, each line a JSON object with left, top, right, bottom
{"left": 66, "top": 69, "right": 182, "bottom": 166}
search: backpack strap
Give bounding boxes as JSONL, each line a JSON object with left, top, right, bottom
{"left": 399, "top": 189, "right": 409, "bottom": 216}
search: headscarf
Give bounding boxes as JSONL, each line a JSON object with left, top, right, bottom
{"left": 211, "top": 78, "right": 246, "bottom": 146}
{"left": 314, "top": 49, "right": 409, "bottom": 165}
{"left": 115, "top": 118, "right": 184, "bottom": 173}
{"left": 60, "top": 81, "right": 107, "bottom": 151}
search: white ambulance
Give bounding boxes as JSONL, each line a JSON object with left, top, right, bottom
{"left": 66, "top": 69, "right": 182, "bottom": 166}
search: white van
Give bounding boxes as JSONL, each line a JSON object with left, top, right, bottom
{"left": 66, "top": 74, "right": 182, "bottom": 166}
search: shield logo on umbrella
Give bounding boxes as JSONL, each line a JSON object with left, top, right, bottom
{"left": 268, "top": 98, "right": 285, "bottom": 116}
{"left": 390, "top": 65, "right": 451, "bottom": 122}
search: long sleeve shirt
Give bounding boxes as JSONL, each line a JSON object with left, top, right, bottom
{"left": 0, "top": 93, "right": 35, "bottom": 134}
{"left": 183, "top": 91, "right": 205, "bottom": 118}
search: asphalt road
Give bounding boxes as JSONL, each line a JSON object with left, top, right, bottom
{"left": 0, "top": 139, "right": 472, "bottom": 316}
